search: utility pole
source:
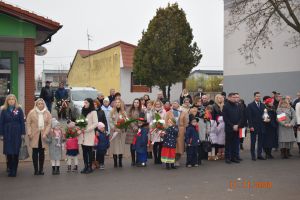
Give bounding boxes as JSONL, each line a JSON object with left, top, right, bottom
{"left": 87, "top": 29, "right": 92, "bottom": 87}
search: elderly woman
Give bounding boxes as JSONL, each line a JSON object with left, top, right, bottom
{"left": 27, "top": 98, "right": 52, "bottom": 175}
{"left": 109, "top": 99, "right": 127, "bottom": 167}
{"left": 277, "top": 97, "right": 297, "bottom": 159}
{"left": 0, "top": 94, "right": 25, "bottom": 177}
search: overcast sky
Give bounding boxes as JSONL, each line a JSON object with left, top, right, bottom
{"left": 6, "top": 0, "right": 224, "bottom": 77}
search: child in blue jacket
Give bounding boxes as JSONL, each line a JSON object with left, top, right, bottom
{"left": 133, "top": 113, "right": 149, "bottom": 167}
{"left": 96, "top": 122, "right": 110, "bottom": 170}
{"left": 185, "top": 114, "right": 200, "bottom": 167}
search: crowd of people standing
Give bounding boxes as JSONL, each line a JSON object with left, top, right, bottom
{"left": 0, "top": 87, "right": 300, "bottom": 177}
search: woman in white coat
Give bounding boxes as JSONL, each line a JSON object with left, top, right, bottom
{"left": 79, "top": 98, "right": 98, "bottom": 174}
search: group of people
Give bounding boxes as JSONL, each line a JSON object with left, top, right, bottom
{"left": 0, "top": 87, "right": 300, "bottom": 177}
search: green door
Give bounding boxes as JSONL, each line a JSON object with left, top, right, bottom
{"left": 0, "top": 51, "right": 18, "bottom": 106}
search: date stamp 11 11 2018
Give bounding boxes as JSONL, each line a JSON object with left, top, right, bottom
{"left": 229, "top": 180, "right": 273, "bottom": 189}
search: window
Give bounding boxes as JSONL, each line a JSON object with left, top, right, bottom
{"left": 0, "top": 58, "right": 11, "bottom": 70}
{"left": 131, "top": 72, "right": 151, "bottom": 93}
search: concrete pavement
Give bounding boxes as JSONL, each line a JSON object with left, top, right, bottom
{"left": 0, "top": 149, "right": 299, "bottom": 200}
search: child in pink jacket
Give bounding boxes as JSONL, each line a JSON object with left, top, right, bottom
{"left": 65, "top": 121, "right": 80, "bottom": 172}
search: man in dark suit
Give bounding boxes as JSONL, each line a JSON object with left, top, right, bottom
{"left": 223, "top": 93, "right": 243, "bottom": 164}
{"left": 247, "top": 92, "right": 266, "bottom": 160}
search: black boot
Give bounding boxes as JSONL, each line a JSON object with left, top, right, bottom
{"left": 298, "top": 143, "right": 300, "bottom": 154}
{"left": 240, "top": 143, "right": 244, "bottom": 150}
{"left": 113, "top": 155, "right": 118, "bottom": 168}
{"left": 67, "top": 165, "right": 71, "bottom": 172}
{"left": 38, "top": 153, "right": 45, "bottom": 175}
{"left": 131, "top": 151, "right": 136, "bottom": 166}
{"left": 118, "top": 155, "right": 123, "bottom": 168}
{"left": 166, "top": 163, "right": 170, "bottom": 170}
{"left": 280, "top": 149, "right": 285, "bottom": 159}
{"left": 32, "top": 155, "right": 39, "bottom": 175}
{"left": 80, "top": 164, "right": 88, "bottom": 174}
{"left": 287, "top": 149, "right": 292, "bottom": 157}
{"left": 147, "top": 151, "right": 153, "bottom": 159}
{"left": 52, "top": 166, "right": 56, "bottom": 175}
{"left": 285, "top": 149, "right": 289, "bottom": 159}
{"left": 72, "top": 165, "right": 78, "bottom": 172}
{"left": 56, "top": 166, "right": 60, "bottom": 175}
{"left": 265, "top": 148, "right": 269, "bottom": 159}
{"left": 171, "top": 163, "right": 177, "bottom": 169}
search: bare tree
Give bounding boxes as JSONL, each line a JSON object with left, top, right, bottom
{"left": 226, "top": 0, "right": 300, "bottom": 63}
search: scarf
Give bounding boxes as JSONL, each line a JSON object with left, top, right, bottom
{"left": 35, "top": 106, "right": 47, "bottom": 131}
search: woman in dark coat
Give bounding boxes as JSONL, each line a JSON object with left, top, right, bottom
{"left": 0, "top": 94, "right": 25, "bottom": 177}
{"left": 262, "top": 98, "right": 278, "bottom": 159}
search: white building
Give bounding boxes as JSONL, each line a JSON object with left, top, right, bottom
{"left": 224, "top": 0, "right": 300, "bottom": 103}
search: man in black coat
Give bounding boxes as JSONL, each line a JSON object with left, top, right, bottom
{"left": 40, "top": 81, "right": 54, "bottom": 112}
{"left": 223, "top": 93, "right": 243, "bottom": 164}
{"left": 246, "top": 92, "right": 266, "bottom": 160}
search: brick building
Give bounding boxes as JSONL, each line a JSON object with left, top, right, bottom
{"left": 0, "top": 1, "right": 62, "bottom": 114}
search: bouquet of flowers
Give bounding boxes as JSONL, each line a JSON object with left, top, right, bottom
{"left": 151, "top": 113, "right": 165, "bottom": 130}
{"left": 65, "top": 127, "right": 80, "bottom": 139}
{"left": 115, "top": 118, "right": 137, "bottom": 130}
{"left": 75, "top": 115, "right": 88, "bottom": 129}
{"left": 204, "top": 110, "right": 212, "bottom": 122}
{"left": 150, "top": 113, "right": 165, "bottom": 144}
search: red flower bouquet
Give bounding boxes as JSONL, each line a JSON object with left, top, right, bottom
{"left": 151, "top": 113, "right": 165, "bottom": 130}
{"left": 115, "top": 118, "right": 137, "bottom": 130}
{"left": 65, "top": 127, "right": 80, "bottom": 139}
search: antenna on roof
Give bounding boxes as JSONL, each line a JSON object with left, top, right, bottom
{"left": 87, "top": 29, "right": 92, "bottom": 87}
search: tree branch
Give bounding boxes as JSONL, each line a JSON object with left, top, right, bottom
{"left": 269, "top": 0, "right": 299, "bottom": 32}
{"left": 283, "top": 0, "right": 300, "bottom": 32}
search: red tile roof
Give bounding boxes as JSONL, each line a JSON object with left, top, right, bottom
{"left": 0, "top": 1, "right": 62, "bottom": 31}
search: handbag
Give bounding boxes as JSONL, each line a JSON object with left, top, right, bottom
{"left": 19, "top": 137, "right": 29, "bottom": 160}
{"left": 202, "top": 134, "right": 212, "bottom": 153}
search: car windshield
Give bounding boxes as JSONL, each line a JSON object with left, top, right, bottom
{"left": 71, "top": 90, "right": 98, "bottom": 101}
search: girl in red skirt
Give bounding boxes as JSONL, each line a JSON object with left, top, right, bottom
{"left": 161, "top": 118, "right": 178, "bottom": 169}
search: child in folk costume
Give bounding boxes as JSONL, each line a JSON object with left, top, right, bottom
{"left": 161, "top": 118, "right": 178, "bottom": 169}
{"left": 65, "top": 120, "right": 80, "bottom": 172}
{"left": 95, "top": 122, "right": 110, "bottom": 170}
{"left": 185, "top": 114, "right": 200, "bottom": 167}
{"left": 46, "top": 118, "right": 64, "bottom": 175}
{"left": 133, "top": 113, "right": 149, "bottom": 167}
{"left": 145, "top": 100, "right": 155, "bottom": 159}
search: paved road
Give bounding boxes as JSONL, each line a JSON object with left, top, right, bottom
{"left": 0, "top": 148, "right": 299, "bottom": 200}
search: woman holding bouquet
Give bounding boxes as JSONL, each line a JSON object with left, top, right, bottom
{"left": 27, "top": 98, "right": 52, "bottom": 175}
{"left": 126, "top": 98, "right": 143, "bottom": 166}
{"left": 79, "top": 98, "right": 98, "bottom": 174}
{"left": 277, "top": 97, "right": 296, "bottom": 159}
{"left": 262, "top": 97, "right": 278, "bottom": 159}
{"left": 109, "top": 99, "right": 127, "bottom": 167}
{"left": 152, "top": 100, "right": 166, "bottom": 164}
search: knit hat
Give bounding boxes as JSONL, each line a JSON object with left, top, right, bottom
{"left": 97, "top": 122, "right": 105, "bottom": 130}
{"left": 51, "top": 118, "right": 60, "bottom": 128}
{"left": 103, "top": 97, "right": 110, "bottom": 103}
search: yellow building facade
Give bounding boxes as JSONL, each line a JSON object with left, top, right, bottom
{"left": 68, "top": 44, "right": 121, "bottom": 96}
